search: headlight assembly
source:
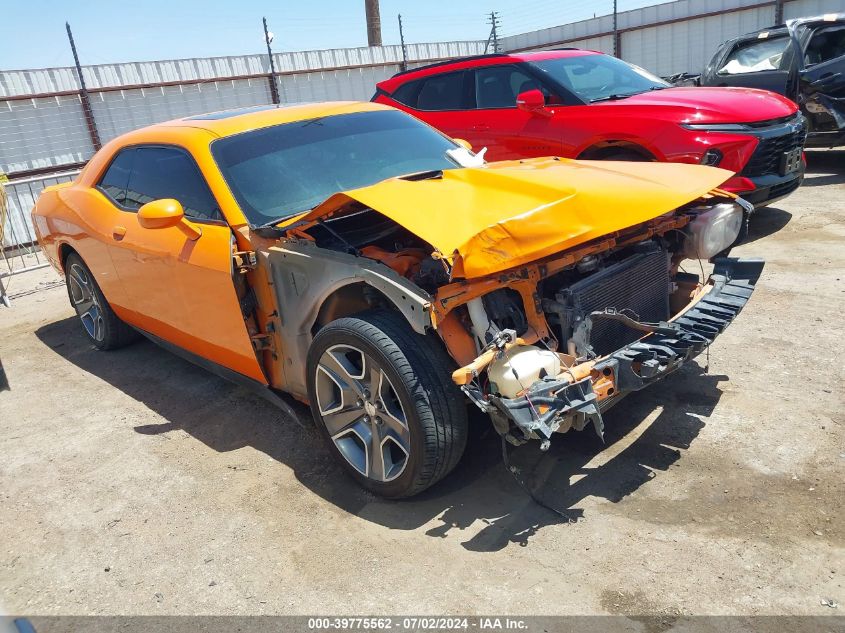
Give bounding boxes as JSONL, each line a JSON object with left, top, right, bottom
{"left": 680, "top": 202, "right": 744, "bottom": 260}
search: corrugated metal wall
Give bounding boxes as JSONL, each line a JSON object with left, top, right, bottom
{"left": 622, "top": 2, "right": 777, "bottom": 76}
{"left": 784, "top": 0, "right": 843, "bottom": 19}
{"left": 501, "top": 0, "right": 845, "bottom": 76}
{"left": 0, "top": 96, "right": 95, "bottom": 174}
{"left": 501, "top": 11, "right": 618, "bottom": 54}
{"left": 0, "top": 41, "right": 486, "bottom": 176}
{"left": 91, "top": 79, "right": 273, "bottom": 142}
{"left": 0, "top": 42, "right": 486, "bottom": 98}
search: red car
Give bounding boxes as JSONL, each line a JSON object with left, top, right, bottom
{"left": 373, "top": 49, "right": 807, "bottom": 210}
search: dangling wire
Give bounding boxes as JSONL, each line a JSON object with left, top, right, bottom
{"left": 666, "top": 227, "right": 711, "bottom": 373}
{"left": 501, "top": 436, "right": 574, "bottom": 521}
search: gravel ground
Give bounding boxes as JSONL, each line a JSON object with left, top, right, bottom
{"left": 0, "top": 152, "right": 843, "bottom": 616}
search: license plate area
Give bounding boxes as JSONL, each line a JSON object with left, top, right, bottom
{"left": 780, "top": 148, "right": 802, "bottom": 176}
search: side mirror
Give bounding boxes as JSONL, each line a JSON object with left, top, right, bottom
{"left": 453, "top": 138, "right": 472, "bottom": 151}
{"left": 516, "top": 89, "right": 547, "bottom": 114}
{"left": 138, "top": 199, "right": 184, "bottom": 229}
{"left": 138, "top": 199, "right": 201, "bottom": 240}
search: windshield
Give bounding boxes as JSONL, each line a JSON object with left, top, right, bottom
{"left": 211, "top": 110, "right": 460, "bottom": 225}
{"left": 718, "top": 36, "right": 791, "bottom": 74}
{"left": 530, "top": 54, "right": 668, "bottom": 103}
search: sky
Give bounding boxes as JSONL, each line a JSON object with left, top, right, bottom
{"left": 0, "top": 0, "right": 672, "bottom": 70}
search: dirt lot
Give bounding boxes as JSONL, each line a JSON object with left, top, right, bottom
{"left": 1, "top": 152, "right": 843, "bottom": 617}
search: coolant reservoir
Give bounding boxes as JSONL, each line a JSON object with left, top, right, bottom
{"left": 487, "top": 346, "right": 562, "bottom": 399}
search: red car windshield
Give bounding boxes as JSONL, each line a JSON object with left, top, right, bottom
{"left": 530, "top": 55, "right": 669, "bottom": 103}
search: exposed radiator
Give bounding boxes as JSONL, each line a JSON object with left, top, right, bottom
{"left": 555, "top": 246, "right": 671, "bottom": 356}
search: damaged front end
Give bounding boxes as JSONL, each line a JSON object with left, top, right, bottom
{"left": 455, "top": 257, "right": 762, "bottom": 449}
{"left": 281, "top": 158, "right": 763, "bottom": 451}
{"left": 438, "top": 198, "right": 763, "bottom": 450}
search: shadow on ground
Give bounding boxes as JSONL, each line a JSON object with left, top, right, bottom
{"left": 736, "top": 149, "right": 842, "bottom": 246}
{"left": 742, "top": 206, "right": 792, "bottom": 245}
{"left": 738, "top": 149, "right": 844, "bottom": 245}
{"left": 802, "top": 149, "right": 845, "bottom": 188}
{"left": 36, "top": 316, "right": 726, "bottom": 551}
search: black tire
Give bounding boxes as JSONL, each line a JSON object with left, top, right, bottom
{"left": 306, "top": 310, "right": 468, "bottom": 498}
{"left": 64, "top": 253, "right": 139, "bottom": 350}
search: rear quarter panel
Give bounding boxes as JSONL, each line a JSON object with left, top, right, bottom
{"left": 32, "top": 179, "right": 128, "bottom": 308}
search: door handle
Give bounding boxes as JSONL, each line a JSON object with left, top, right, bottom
{"left": 470, "top": 124, "right": 491, "bottom": 132}
{"left": 112, "top": 226, "right": 126, "bottom": 240}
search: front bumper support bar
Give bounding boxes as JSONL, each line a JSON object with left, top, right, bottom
{"left": 489, "top": 257, "right": 765, "bottom": 446}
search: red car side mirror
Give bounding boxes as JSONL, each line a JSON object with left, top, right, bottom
{"left": 516, "top": 89, "right": 547, "bottom": 114}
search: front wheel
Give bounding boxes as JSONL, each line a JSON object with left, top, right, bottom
{"left": 306, "top": 310, "right": 468, "bottom": 498}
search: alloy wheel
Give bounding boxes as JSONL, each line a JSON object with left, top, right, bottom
{"left": 314, "top": 344, "right": 411, "bottom": 482}
{"left": 68, "top": 263, "right": 105, "bottom": 342}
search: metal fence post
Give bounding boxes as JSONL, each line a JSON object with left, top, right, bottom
{"left": 65, "top": 22, "right": 101, "bottom": 152}
{"left": 613, "top": 0, "right": 622, "bottom": 58}
{"left": 398, "top": 14, "right": 408, "bottom": 72}
{"left": 263, "top": 17, "right": 281, "bottom": 105}
{"left": 774, "top": 0, "right": 784, "bottom": 24}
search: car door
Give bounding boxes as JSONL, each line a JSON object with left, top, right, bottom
{"left": 96, "top": 145, "right": 266, "bottom": 383}
{"left": 390, "top": 71, "right": 480, "bottom": 146}
{"left": 799, "top": 22, "right": 845, "bottom": 129}
{"left": 468, "top": 64, "right": 563, "bottom": 161}
{"left": 801, "top": 52, "right": 845, "bottom": 112}
{"left": 702, "top": 31, "right": 797, "bottom": 97}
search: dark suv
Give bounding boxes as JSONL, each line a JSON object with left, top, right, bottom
{"left": 699, "top": 13, "right": 845, "bottom": 148}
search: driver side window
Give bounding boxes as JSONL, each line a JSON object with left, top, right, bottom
{"left": 805, "top": 25, "right": 845, "bottom": 66}
{"left": 98, "top": 146, "right": 222, "bottom": 221}
{"left": 125, "top": 147, "right": 221, "bottom": 221}
{"left": 473, "top": 65, "right": 548, "bottom": 109}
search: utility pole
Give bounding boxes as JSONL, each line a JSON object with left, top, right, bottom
{"left": 263, "top": 17, "right": 280, "bottom": 105}
{"left": 486, "top": 11, "right": 501, "bottom": 53}
{"left": 774, "top": 0, "right": 784, "bottom": 24}
{"left": 65, "top": 22, "right": 101, "bottom": 151}
{"left": 612, "top": 0, "right": 621, "bottom": 58}
{"left": 398, "top": 14, "right": 408, "bottom": 72}
{"left": 365, "top": 0, "right": 382, "bottom": 47}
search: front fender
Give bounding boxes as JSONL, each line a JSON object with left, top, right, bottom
{"left": 260, "top": 240, "right": 432, "bottom": 398}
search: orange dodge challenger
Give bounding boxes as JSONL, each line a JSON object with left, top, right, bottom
{"left": 32, "top": 101, "right": 763, "bottom": 498}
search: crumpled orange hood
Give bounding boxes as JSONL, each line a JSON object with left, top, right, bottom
{"left": 297, "top": 157, "right": 733, "bottom": 278}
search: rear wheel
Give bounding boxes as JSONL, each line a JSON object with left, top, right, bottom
{"left": 306, "top": 310, "right": 468, "bottom": 498}
{"left": 64, "top": 253, "right": 139, "bottom": 350}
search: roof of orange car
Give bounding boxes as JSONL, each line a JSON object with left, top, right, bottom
{"left": 156, "top": 100, "right": 390, "bottom": 137}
